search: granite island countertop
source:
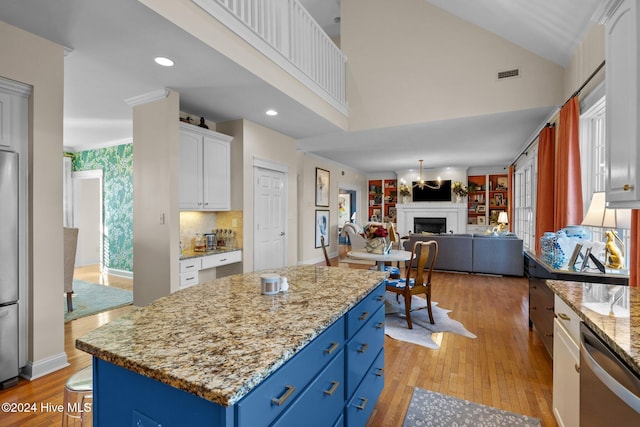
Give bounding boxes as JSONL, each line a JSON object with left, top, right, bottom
{"left": 76, "top": 265, "right": 387, "bottom": 407}
{"left": 547, "top": 280, "right": 640, "bottom": 376}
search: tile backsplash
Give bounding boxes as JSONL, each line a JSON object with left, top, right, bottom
{"left": 179, "top": 210, "right": 243, "bottom": 250}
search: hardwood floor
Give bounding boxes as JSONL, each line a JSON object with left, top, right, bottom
{"left": 0, "top": 259, "right": 556, "bottom": 426}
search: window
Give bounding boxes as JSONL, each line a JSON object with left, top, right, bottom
{"left": 580, "top": 95, "right": 630, "bottom": 269}
{"left": 514, "top": 146, "right": 537, "bottom": 251}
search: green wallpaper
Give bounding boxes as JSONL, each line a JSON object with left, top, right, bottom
{"left": 73, "top": 144, "right": 133, "bottom": 272}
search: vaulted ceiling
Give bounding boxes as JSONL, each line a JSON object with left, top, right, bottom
{"left": 0, "top": 0, "right": 604, "bottom": 172}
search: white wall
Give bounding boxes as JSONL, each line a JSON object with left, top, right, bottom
{"left": 218, "top": 119, "right": 298, "bottom": 272}
{"left": 564, "top": 23, "right": 605, "bottom": 99}
{"left": 132, "top": 90, "right": 180, "bottom": 305}
{"left": 298, "top": 154, "right": 367, "bottom": 264}
{"left": 342, "top": 0, "right": 565, "bottom": 132}
{"left": 0, "top": 22, "right": 66, "bottom": 377}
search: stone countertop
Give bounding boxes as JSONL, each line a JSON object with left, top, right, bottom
{"left": 180, "top": 247, "right": 241, "bottom": 261}
{"left": 547, "top": 280, "right": 640, "bottom": 376}
{"left": 76, "top": 265, "right": 387, "bottom": 407}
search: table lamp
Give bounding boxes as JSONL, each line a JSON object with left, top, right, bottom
{"left": 581, "top": 192, "right": 631, "bottom": 269}
{"left": 497, "top": 211, "right": 509, "bottom": 233}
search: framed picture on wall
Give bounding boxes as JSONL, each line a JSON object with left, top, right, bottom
{"left": 477, "top": 216, "right": 486, "bottom": 225}
{"left": 315, "top": 168, "right": 330, "bottom": 207}
{"left": 315, "top": 210, "right": 330, "bottom": 248}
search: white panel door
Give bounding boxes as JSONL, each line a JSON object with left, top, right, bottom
{"left": 73, "top": 177, "right": 102, "bottom": 266}
{"left": 254, "top": 167, "right": 286, "bottom": 271}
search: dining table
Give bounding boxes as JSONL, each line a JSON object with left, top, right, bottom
{"left": 347, "top": 249, "right": 414, "bottom": 271}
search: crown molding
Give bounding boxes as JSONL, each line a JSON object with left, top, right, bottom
{"left": 124, "top": 88, "right": 169, "bottom": 107}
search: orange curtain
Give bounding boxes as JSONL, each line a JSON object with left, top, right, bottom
{"left": 630, "top": 210, "right": 640, "bottom": 287}
{"left": 535, "top": 125, "right": 556, "bottom": 253}
{"left": 555, "top": 97, "right": 583, "bottom": 230}
{"left": 508, "top": 165, "right": 514, "bottom": 232}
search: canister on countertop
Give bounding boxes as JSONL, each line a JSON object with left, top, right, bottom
{"left": 260, "top": 273, "right": 280, "bottom": 295}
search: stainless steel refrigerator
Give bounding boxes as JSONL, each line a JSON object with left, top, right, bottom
{"left": 0, "top": 150, "right": 19, "bottom": 388}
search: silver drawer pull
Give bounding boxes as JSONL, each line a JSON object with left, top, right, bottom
{"left": 324, "top": 381, "right": 340, "bottom": 396}
{"left": 358, "top": 311, "right": 369, "bottom": 321}
{"left": 376, "top": 295, "right": 385, "bottom": 302}
{"left": 357, "top": 343, "right": 369, "bottom": 353}
{"left": 186, "top": 277, "right": 195, "bottom": 281}
{"left": 220, "top": 258, "right": 227, "bottom": 262}
{"left": 374, "top": 368, "right": 384, "bottom": 377}
{"left": 323, "top": 342, "right": 339, "bottom": 355}
{"left": 355, "top": 397, "right": 368, "bottom": 411}
{"left": 271, "top": 385, "right": 296, "bottom": 406}
{"left": 375, "top": 322, "right": 384, "bottom": 330}
{"left": 557, "top": 313, "right": 570, "bottom": 321}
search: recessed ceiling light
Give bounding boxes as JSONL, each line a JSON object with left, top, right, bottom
{"left": 266, "top": 109, "right": 278, "bottom": 116}
{"left": 154, "top": 57, "right": 174, "bottom": 67}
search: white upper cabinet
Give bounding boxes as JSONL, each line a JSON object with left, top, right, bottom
{"left": 604, "top": 0, "right": 640, "bottom": 207}
{"left": 179, "top": 123, "right": 233, "bottom": 211}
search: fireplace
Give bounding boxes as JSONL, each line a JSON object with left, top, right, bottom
{"left": 414, "top": 217, "right": 446, "bottom": 234}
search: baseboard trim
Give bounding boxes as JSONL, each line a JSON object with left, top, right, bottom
{"left": 21, "top": 352, "right": 69, "bottom": 380}
{"left": 106, "top": 268, "right": 133, "bottom": 279}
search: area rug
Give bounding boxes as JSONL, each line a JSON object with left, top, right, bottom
{"left": 384, "top": 294, "right": 476, "bottom": 349}
{"left": 403, "top": 387, "right": 541, "bottom": 427}
{"left": 64, "top": 280, "right": 133, "bottom": 322}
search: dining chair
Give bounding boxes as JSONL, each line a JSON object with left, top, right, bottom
{"left": 64, "top": 227, "right": 79, "bottom": 312}
{"left": 320, "top": 235, "right": 332, "bottom": 267}
{"left": 385, "top": 240, "right": 438, "bottom": 329}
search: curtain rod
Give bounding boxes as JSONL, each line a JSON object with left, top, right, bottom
{"left": 511, "top": 59, "right": 606, "bottom": 166}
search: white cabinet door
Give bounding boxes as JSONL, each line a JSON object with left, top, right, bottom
{"left": 179, "top": 124, "right": 232, "bottom": 211}
{"left": 552, "top": 318, "right": 580, "bottom": 427}
{"left": 605, "top": 0, "right": 640, "bottom": 207}
{"left": 179, "top": 128, "right": 203, "bottom": 210}
{"left": 202, "top": 134, "right": 230, "bottom": 211}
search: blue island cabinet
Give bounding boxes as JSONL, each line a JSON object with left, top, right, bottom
{"left": 91, "top": 283, "right": 385, "bottom": 427}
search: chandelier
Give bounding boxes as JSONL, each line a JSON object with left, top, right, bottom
{"left": 413, "top": 160, "right": 442, "bottom": 190}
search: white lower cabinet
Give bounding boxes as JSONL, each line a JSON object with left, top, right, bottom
{"left": 178, "top": 251, "right": 242, "bottom": 290}
{"left": 553, "top": 295, "right": 580, "bottom": 427}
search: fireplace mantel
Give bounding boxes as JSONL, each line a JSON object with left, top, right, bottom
{"left": 396, "top": 202, "right": 467, "bottom": 236}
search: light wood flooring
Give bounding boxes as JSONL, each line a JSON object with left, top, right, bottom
{"left": 0, "top": 256, "right": 557, "bottom": 426}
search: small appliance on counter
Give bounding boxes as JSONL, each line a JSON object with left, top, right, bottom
{"left": 193, "top": 233, "right": 207, "bottom": 252}
{"left": 204, "top": 233, "right": 216, "bottom": 251}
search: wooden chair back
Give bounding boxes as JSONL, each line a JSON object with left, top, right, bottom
{"left": 320, "top": 235, "right": 332, "bottom": 266}
{"left": 407, "top": 240, "right": 438, "bottom": 287}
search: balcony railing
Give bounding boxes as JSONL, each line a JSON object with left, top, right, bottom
{"left": 193, "top": 0, "right": 347, "bottom": 114}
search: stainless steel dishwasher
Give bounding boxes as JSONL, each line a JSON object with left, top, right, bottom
{"left": 580, "top": 323, "right": 640, "bottom": 426}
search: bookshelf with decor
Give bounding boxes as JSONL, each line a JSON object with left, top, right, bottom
{"left": 367, "top": 178, "right": 397, "bottom": 223}
{"left": 467, "top": 175, "right": 487, "bottom": 230}
{"left": 488, "top": 174, "right": 509, "bottom": 226}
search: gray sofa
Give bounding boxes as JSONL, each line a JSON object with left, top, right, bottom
{"left": 404, "top": 233, "right": 524, "bottom": 276}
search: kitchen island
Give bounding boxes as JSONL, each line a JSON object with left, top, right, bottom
{"left": 77, "top": 265, "right": 388, "bottom": 426}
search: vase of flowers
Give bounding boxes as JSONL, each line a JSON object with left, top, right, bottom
{"left": 399, "top": 184, "right": 411, "bottom": 204}
{"left": 452, "top": 181, "right": 468, "bottom": 203}
{"left": 363, "top": 223, "right": 392, "bottom": 254}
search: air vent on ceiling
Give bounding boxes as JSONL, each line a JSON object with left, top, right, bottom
{"left": 497, "top": 68, "right": 520, "bottom": 80}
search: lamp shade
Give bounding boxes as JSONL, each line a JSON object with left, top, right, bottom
{"left": 497, "top": 211, "right": 509, "bottom": 224}
{"left": 581, "top": 192, "right": 631, "bottom": 229}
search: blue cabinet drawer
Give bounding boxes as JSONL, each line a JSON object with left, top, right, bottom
{"left": 272, "top": 351, "right": 345, "bottom": 427}
{"left": 346, "top": 305, "right": 384, "bottom": 398}
{"left": 236, "top": 317, "right": 345, "bottom": 427}
{"left": 345, "top": 349, "right": 385, "bottom": 427}
{"left": 346, "top": 283, "right": 385, "bottom": 338}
